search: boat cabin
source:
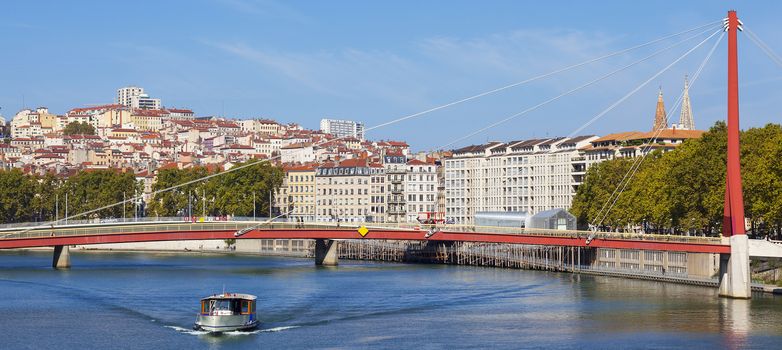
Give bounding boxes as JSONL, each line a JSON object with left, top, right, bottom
{"left": 199, "top": 293, "right": 256, "bottom": 317}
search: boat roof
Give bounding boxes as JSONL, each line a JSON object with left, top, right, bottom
{"left": 201, "top": 292, "right": 257, "bottom": 301}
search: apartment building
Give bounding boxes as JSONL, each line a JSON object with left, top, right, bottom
{"left": 315, "top": 158, "right": 385, "bottom": 223}
{"left": 117, "top": 86, "right": 161, "bottom": 110}
{"left": 319, "top": 118, "right": 365, "bottom": 140}
{"left": 383, "top": 149, "right": 407, "bottom": 223}
{"left": 277, "top": 164, "right": 317, "bottom": 221}
{"left": 404, "top": 159, "right": 438, "bottom": 222}
{"left": 444, "top": 136, "right": 598, "bottom": 224}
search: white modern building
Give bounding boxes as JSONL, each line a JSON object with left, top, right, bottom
{"left": 320, "top": 118, "right": 365, "bottom": 140}
{"left": 444, "top": 136, "right": 598, "bottom": 224}
{"left": 117, "top": 86, "right": 161, "bottom": 110}
{"left": 117, "top": 86, "right": 144, "bottom": 106}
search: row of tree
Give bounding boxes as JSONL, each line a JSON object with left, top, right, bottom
{"left": 571, "top": 122, "right": 782, "bottom": 237}
{"left": 0, "top": 169, "right": 138, "bottom": 223}
{"left": 146, "top": 160, "right": 283, "bottom": 218}
{"left": 0, "top": 159, "right": 283, "bottom": 224}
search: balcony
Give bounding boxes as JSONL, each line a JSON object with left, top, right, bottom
{"left": 387, "top": 208, "right": 406, "bottom": 215}
{"left": 387, "top": 195, "right": 406, "bottom": 204}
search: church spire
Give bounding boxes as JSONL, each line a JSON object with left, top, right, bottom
{"left": 652, "top": 88, "right": 667, "bottom": 131}
{"left": 678, "top": 75, "right": 695, "bottom": 130}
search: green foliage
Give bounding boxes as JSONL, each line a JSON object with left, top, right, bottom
{"left": 572, "top": 121, "right": 782, "bottom": 236}
{"left": 60, "top": 170, "right": 139, "bottom": 219}
{"left": 0, "top": 169, "right": 137, "bottom": 223}
{"left": 0, "top": 159, "right": 283, "bottom": 224}
{"left": 0, "top": 169, "right": 37, "bottom": 223}
{"left": 63, "top": 121, "right": 95, "bottom": 136}
{"left": 146, "top": 160, "right": 283, "bottom": 218}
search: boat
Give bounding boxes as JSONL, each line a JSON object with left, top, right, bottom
{"left": 194, "top": 293, "right": 259, "bottom": 332}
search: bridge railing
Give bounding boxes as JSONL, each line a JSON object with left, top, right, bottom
{"left": 0, "top": 219, "right": 725, "bottom": 246}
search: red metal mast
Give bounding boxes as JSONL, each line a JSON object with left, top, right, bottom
{"left": 723, "top": 10, "right": 745, "bottom": 236}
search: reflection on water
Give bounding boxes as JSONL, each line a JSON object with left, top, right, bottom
{"left": 0, "top": 250, "right": 780, "bottom": 349}
{"left": 721, "top": 298, "right": 750, "bottom": 349}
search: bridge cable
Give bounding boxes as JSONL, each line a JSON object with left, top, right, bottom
{"left": 12, "top": 20, "right": 724, "bottom": 234}
{"left": 744, "top": 26, "right": 782, "bottom": 69}
{"left": 566, "top": 29, "right": 724, "bottom": 232}
{"left": 565, "top": 29, "right": 723, "bottom": 140}
{"left": 367, "top": 20, "right": 723, "bottom": 132}
{"left": 591, "top": 31, "right": 725, "bottom": 232}
{"left": 436, "top": 25, "right": 721, "bottom": 151}
{"left": 591, "top": 31, "right": 724, "bottom": 231}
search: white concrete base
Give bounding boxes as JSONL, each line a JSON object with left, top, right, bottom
{"left": 315, "top": 239, "right": 338, "bottom": 266}
{"left": 719, "top": 235, "right": 751, "bottom": 299}
{"left": 52, "top": 245, "right": 71, "bottom": 269}
{"left": 75, "top": 240, "right": 230, "bottom": 252}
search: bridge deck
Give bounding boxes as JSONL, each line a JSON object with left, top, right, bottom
{"left": 0, "top": 220, "right": 730, "bottom": 253}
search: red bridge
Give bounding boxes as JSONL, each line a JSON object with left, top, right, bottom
{"left": 0, "top": 220, "right": 730, "bottom": 254}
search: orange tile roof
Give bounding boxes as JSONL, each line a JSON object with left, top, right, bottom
{"left": 590, "top": 131, "right": 647, "bottom": 143}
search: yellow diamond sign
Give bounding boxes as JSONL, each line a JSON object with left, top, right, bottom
{"left": 357, "top": 226, "right": 369, "bottom": 237}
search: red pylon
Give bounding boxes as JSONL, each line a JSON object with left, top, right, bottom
{"left": 722, "top": 10, "right": 746, "bottom": 237}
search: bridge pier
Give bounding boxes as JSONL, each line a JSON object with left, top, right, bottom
{"left": 52, "top": 245, "right": 71, "bottom": 269}
{"left": 315, "top": 239, "right": 339, "bottom": 266}
{"left": 719, "top": 235, "right": 751, "bottom": 299}
{"left": 314, "top": 239, "right": 338, "bottom": 266}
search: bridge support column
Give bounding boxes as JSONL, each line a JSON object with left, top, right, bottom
{"left": 52, "top": 245, "right": 71, "bottom": 269}
{"left": 315, "top": 239, "right": 338, "bottom": 266}
{"left": 719, "top": 235, "right": 750, "bottom": 299}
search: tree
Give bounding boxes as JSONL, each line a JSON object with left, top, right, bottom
{"left": 147, "top": 160, "right": 284, "bottom": 218}
{"left": 60, "top": 170, "right": 139, "bottom": 219}
{"left": 0, "top": 169, "right": 37, "bottom": 223}
{"left": 147, "top": 167, "right": 211, "bottom": 217}
{"left": 63, "top": 121, "right": 95, "bottom": 136}
{"left": 212, "top": 160, "right": 283, "bottom": 217}
{"left": 571, "top": 157, "right": 635, "bottom": 231}
{"left": 741, "top": 123, "right": 782, "bottom": 237}
{"left": 571, "top": 121, "right": 782, "bottom": 236}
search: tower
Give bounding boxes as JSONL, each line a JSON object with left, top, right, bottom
{"left": 718, "top": 10, "right": 750, "bottom": 299}
{"left": 652, "top": 89, "right": 667, "bottom": 131}
{"left": 679, "top": 76, "right": 696, "bottom": 130}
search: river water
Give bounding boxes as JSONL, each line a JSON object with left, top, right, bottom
{"left": 0, "top": 250, "right": 780, "bottom": 349}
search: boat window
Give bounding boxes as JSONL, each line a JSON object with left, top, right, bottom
{"left": 201, "top": 301, "right": 208, "bottom": 314}
{"left": 241, "top": 300, "right": 250, "bottom": 314}
{"left": 208, "top": 299, "right": 235, "bottom": 314}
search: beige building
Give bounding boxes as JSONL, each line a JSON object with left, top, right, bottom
{"left": 277, "top": 164, "right": 317, "bottom": 221}
{"left": 10, "top": 107, "right": 57, "bottom": 138}
{"left": 68, "top": 104, "right": 130, "bottom": 129}
{"left": 579, "top": 129, "right": 704, "bottom": 171}
{"left": 130, "top": 109, "right": 166, "bottom": 131}
{"left": 315, "top": 158, "right": 385, "bottom": 223}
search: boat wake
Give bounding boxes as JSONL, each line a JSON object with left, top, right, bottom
{"left": 166, "top": 325, "right": 300, "bottom": 336}
{"left": 165, "top": 326, "right": 209, "bottom": 335}
{"left": 259, "top": 326, "right": 300, "bottom": 333}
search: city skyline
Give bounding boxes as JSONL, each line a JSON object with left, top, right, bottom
{"left": 2, "top": 1, "right": 782, "bottom": 152}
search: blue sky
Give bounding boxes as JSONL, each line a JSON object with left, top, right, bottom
{"left": 2, "top": 1, "right": 781, "bottom": 150}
